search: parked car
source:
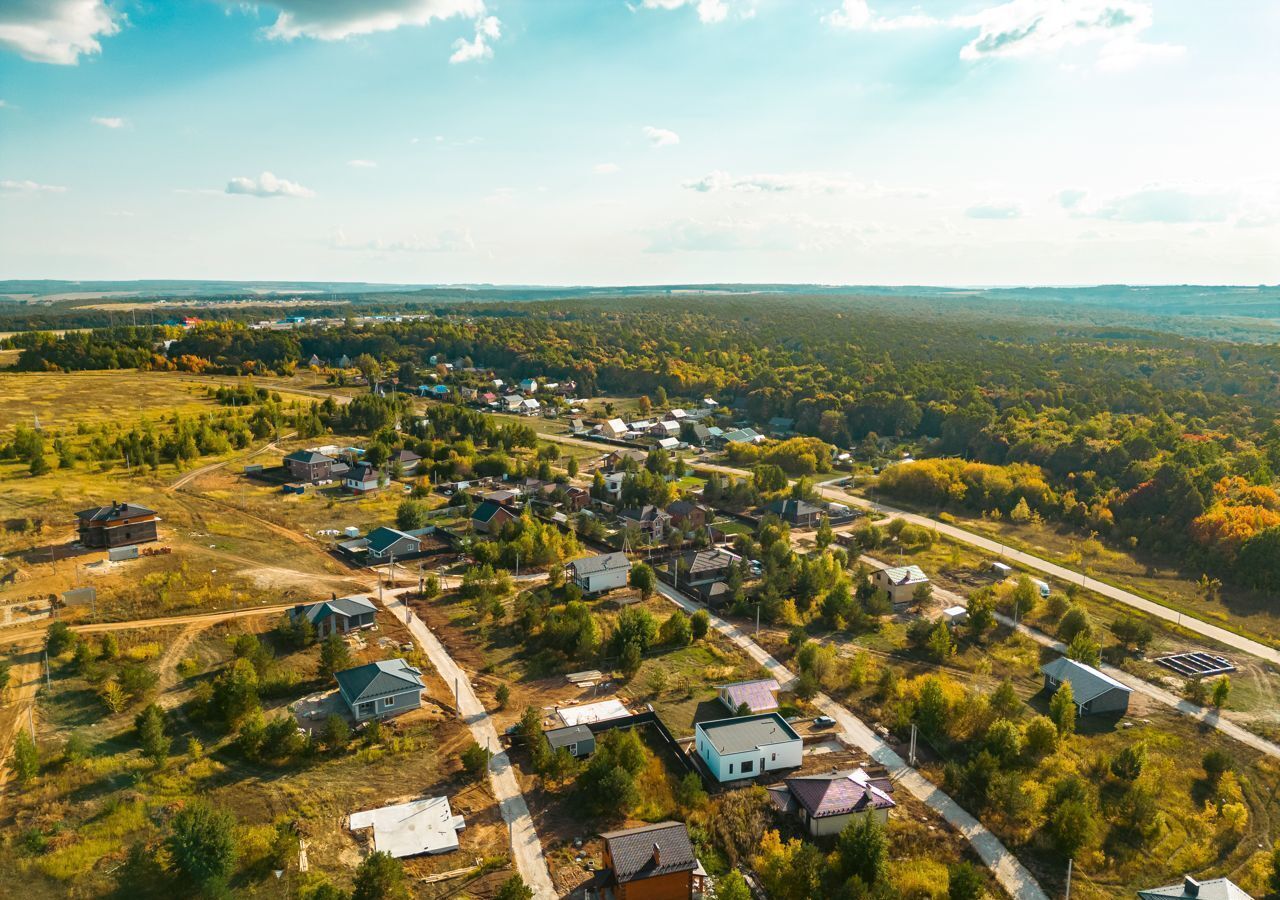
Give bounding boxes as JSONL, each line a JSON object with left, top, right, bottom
{"left": 813, "top": 715, "right": 835, "bottom": 728}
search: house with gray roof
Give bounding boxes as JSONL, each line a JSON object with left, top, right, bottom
{"left": 544, "top": 724, "right": 595, "bottom": 759}
{"left": 695, "top": 712, "right": 802, "bottom": 782}
{"left": 365, "top": 526, "right": 422, "bottom": 561}
{"left": 597, "top": 821, "right": 701, "bottom": 899}
{"left": 566, "top": 551, "right": 630, "bottom": 594}
{"left": 769, "top": 767, "right": 896, "bottom": 836}
{"left": 1042, "top": 657, "right": 1132, "bottom": 716}
{"left": 765, "top": 497, "right": 823, "bottom": 527}
{"left": 335, "top": 658, "right": 425, "bottom": 722}
{"left": 290, "top": 594, "right": 376, "bottom": 639}
{"left": 872, "top": 563, "right": 931, "bottom": 607}
{"left": 1137, "top": 875, "right": 1253, "bottom": 900}
{"left": 283, "top": 449, "right": 339, "bottom": 484}
{"left": 75, "top": 501, "right": 159, "bottom": 549}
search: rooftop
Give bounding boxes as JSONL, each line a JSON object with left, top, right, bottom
{"left": 1041, "top": 657, "right": 1132, "bottom": 705}
{"left": 76, "top": 501, "right": 156, "bottom": 522}
{"left": 600, "top": 821, "right": 697, "bottom": 884}
{"left": 1137, "top": 875, "right": 1254, "bottom": 900}
{"left": 293, "top": 595, "right": 376, "bottom": 623}
{"left": 348, "top": 796, "right": 465, "bottom": 858}
{"left": 365, "top": 526, "right": 418, "bottom": 554}
{"left": 556, "top": 698, "right": 630, "bottom": 727}
{"left": 783, "top": 768, "right": 896, "bottom": 818}
{"left": 545, "top": 724, "right": 593, "bottom": 750}
{"left": 718, "top": 679, "right": 781, "bottom": 714}
{"left": 697, "top": 712, "right": 801, "bottom": 755}
{"left": 881, "top": 564, "right": 929, "bottom": 586}
{"left": 569, "top": 551, "right": 631, "bottom": 576}
{"left": 335, "top": 658, "right": 425, "bottom": 703}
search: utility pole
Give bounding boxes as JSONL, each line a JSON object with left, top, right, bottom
{"left": 755, "top": 602, "right": 761, "bottom": 637}
{"left": 44, "top": 650, "right": 51, "bottom": 690}
{"left": 909, "top": 723, "right": 917, "bottom": 767}
{"left": 1065, "top": 858, "right": 1073, "bottom": 900}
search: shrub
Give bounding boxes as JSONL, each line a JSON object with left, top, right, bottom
{"left": 460, "top": 741, "right": 492, "bottom": 778}
{"left": 166, "top": 802, "right": 238, "bottom": 890}
{"left": 690, "top": 609, "right": 710, "bottom": 641}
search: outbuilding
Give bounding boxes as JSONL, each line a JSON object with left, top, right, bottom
{"left": 544, "top": 724, "right": 596, "bottom": 759}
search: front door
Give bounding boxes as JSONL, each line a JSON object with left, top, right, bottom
{"left": 761, "top": 757, "right": 766, "bottom": 772}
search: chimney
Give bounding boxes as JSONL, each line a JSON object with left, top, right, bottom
{"left": 1183, "top": 876, "right": 1200, "bottom": 897}
{"left": 651, "top": 842, "right": 661, "bottom": 867}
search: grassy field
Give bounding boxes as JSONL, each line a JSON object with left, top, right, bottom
{"left": 2, "top": 609, "right": 516, "bottom": 898}
{"left": 0, "top": 371, "right": 222, "bottom": 433}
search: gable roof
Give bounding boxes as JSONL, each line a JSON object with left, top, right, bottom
{"left": 392, "top": 449, "right": 422, "bottom": 464}
{"left": 545, "top": 724, "right": 593, "bottom": 750}
{"left": 783, "top": 768, "right": 896, "bottom": 818}
{"left": 294, "top": 595, "right": 377, "bottom": 624}
{"left": 600, "top": 821, "right": 697, "bottom": 884}
{"left": 76, "top": 502, "right": 156, "bottom": 522}
{"left": 619, "top": 505, "right": 672, "bottom": 524}
{"left": 284, "top": 449, "right": 334, "bottom": 465}
{"left": 681, "top": 548, "right": 738, "bottom": 577}
{"left": 1137, "top": 876, "right": 1253, "bottom": 900}
{"left": 366, "top": 527, "right": 419, "bottom": 554}
{"left": 1041, "top": 657, "right": 1133, "bottom": 705}
{"left": 880, "top": 564, "right": 929, "bottom": 586}
{"left": 569, "top": 551, "right": 631, "bottom": 577}
{"left": 472, "top": 499, "right": 517, "bottom": 524}
{"left": 697, "top": 712, "right": 801, "bottom": 755}
{"left": 347, "top": 461, "right": 381, "bottom": 482}
{"left": 335, "top": 658, "right": 425, "bottom": 703}
{"left": 767, "top": 498, "right": 823, "bottom": 519}
{"left": 718, "top": 679, "right": 780, "bottom": 713}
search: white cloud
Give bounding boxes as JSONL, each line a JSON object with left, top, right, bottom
{"left": 225, "top": 171, "right": 315, "bottom": 199}
{"left": 1056, "top": 188, "right": 1087, "bottom": 209}
{"left": 1, "top": 179, "right": 68, "bottom": 195}
{"left": 1089, "top": 186, "right": 1237, "bottom": 224}
{"left": 331, "top": 227, "right": 474, "bottom": 253}
{"left": 449, "top": 14, "right": 500, "bottom": 63}
{"left": 965, "top": 202, "right": 1022, "bottom": 220}
{"left": 253, "top": 0, "right": 485, "bottom": 41}
{"left": 639, "top": 0, "right": 742, "bottom": 25}
{"left": 646, "top": 215, "right": 856, "bottom": 253}
{"left": 91, "top": 115, "right": 125, "bottom": 128}
{"left": 347, "top": 159, "right": 378, "bottom": 168}
{"left": 643, "top": 125, "right": 680, "bottom": 147}
{"left": 0, "top": 99, "right": 7, "bottom": 108}
{"left": 824, "top": 0, "right": 1183, "bottom": 69}
{"left": 0, "top": 0, "right": 120, "bottom": 65}
{"left": 683, "top": 170, "right": 853, "bottom": 194}
{"left": 594, "top": 163, "right": 621, "bottom": 175}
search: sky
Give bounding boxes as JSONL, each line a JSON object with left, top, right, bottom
{"left": 0, "top": 0, "right": 1277, "bottom": 286}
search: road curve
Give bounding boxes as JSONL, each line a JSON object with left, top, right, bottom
{"left": 654, "top": 582, "right": 1049, "bottom": 900}
{"left": 380, "top": 589, "right": 556, "bottom": 899}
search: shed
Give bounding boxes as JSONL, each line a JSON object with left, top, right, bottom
{"left": 545, "top": 724, "right": 596, "bottom": 758}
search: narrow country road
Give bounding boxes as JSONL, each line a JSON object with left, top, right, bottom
{"left": 379, "top": 589, "right": 556, "bottom": 900}
{"left": 654, "top": 582, "right": 1049, "bottom": 900}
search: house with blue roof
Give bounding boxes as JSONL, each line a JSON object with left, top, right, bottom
{"left": 289, "top": 595, "right": 377, "bottom": 639}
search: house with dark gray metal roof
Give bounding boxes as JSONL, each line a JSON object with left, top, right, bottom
{"left": 768, "top": 767, "right": 896, "bottom": 836}
{"left": 695, "top": 712, "right": 802, "bottom": 782}
{"left": 75, "top": 501, "right": 159, "bottom": 549}
{"left": 1137, "top": 875, "right": 1253, "bottom": 900}
{"left": 283, "top": 449, "right": 339, "bottom": 484}
{"left": 597, "top": 821, "right": 701, "bottom": 899}
{"left": 567, "top": 551, "right": 631, "bottom": 594}
{"left": 1041, "top": 657, "right": 1132, "bottom": 716}
{"left": 544, "top": 724, "right": 595, "bottom": 758}
{"left": 471, "top": 499, "right": 519, "bottom": 534}
{"left": 335, "top": 658, "right": 425, "bottom": 722}
{"left": 364, "top": 526, "right": 422, "bottom": 560}
{"left": 344, "top": 461, "right": 383, "bottom": 494}
{"left": 290, "top": 595, "right": 377, "bottom": 639}
{"left": 765, "top": 497, "right": 823, "bottom": 527}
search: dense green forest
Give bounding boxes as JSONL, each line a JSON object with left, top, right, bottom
{"left": 6, "top": 293, "right": 1280, "bottom": 591}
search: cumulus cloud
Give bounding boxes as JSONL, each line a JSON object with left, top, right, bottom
{"left": 347, "top": 159, "right": 377, "bottom": 168}
{"left": 1089, "top": 187, "right": 1237, "bottom": 224}
{"left": 331, "top": 227, "right": 474, "bottom": 253}
{"left": 253, "top": 0, "right": 485, "bottom": 41}
{"left": 91, "top": 115, "right": 125, "bottom": 128}
{"left": 824, "top": 0, "right": 1183, "bottom": 69}
{"left": 449, "top": 14, "right": 499, "bottom": 63}
{"left": 643, "top": 125, "right": 680, "bottom": 147}
{"left": 646, "top": 215, "right": 856, "bottom": 253}
{"left": 594, "top": 163, "right": 621, "bottom": 175}
{"left": 0, "top": 0, "right": 120, "bottom": 65}
{"left": 683, "top": 170, "right": 853, "bottom": 194}
{"left": 1, "top": 179, "right": 68, "bottom": 195}
{"left": 638, "top": 0, "right": 742, "bottom": 25}
{"left": 226, "top": 171, "right": 315, "bottom": 199}
{"left": 1056, "top": 188, "right": 1087, "bottom": 209}
{"left": 965, "top": 202, "right": 1022, "bottom": 220}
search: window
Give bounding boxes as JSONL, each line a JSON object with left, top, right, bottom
{"left": 383, "top": 696, "right": 395, "bottom": 707}
{"left": 771, "top": 753, "right": 776, "bottom": 762}
{"left": 728, "top": 763, "right": 734, "bottom": 774}
{"left": 741, "top": 760, "right": 754, "bottom": 773}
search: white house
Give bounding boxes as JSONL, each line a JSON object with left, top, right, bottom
{"left": 695, "top": 713, "right": 803, "bottom": 783}
{"left": 599, "top": 418, "right": 628, "bottom": 440}
{"left": 519, "top": 377, "right": 538, "bottom": 394}
{"left": 567, "top": 551, "right": 631, "bottom": 594}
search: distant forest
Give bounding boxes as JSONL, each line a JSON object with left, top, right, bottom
{"left": 5, "top": 291, "right": 1280, "bottom": 591}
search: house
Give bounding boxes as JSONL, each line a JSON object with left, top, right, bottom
{"left": 1136, "top": 875, "right": 1253, "bottom": 900}
{"left": 365, "top": 526, "right": 422, "bottom": 560}
{"left": 337, "top": 354, "right": 352, "bottom": 368}
{"left": 503, "top": 394, "right": 526, "bottom": 413}
{"left": 481, "top": 489, "right": 522, "bottom": 507}
{"left": 872, "top": 565, "right": 930, "bottom": 607}
{"left": 283, "top": 449, "right": 339, "bottom": 484}
{"left": 768, "top": 768, "right": 896, "bottom": 837}
{"left": 656, "top": 437, "right": 681, "bottom": 451}
{"left": 290, "top": 595, "right": 377, "bottom": 638}
{"left": 605, "top": 448, "right": 648, "bottom": 472}
{"left": 349, "top": 796, "right": 465, "bottom": 858}
{"left": 766, "top": 498, "right": 824, "bottom": 527}
{"left": 666, "top": 500, "right": 708, "bottom": 531}
{"left": 344, "top": 462, "right": 383, "bottom": 494}
{"left": 567, "top": 551, "right": 631, "bottom": 594}
{"left": 75, "top": 501, "right": 159, "bottom": 549}
{"left": 697, "top": 581, "right": 731, "bottom": 607}
{"left": 673, "top": 548, "right": 737, "bottom": 586}
{"left": 603, "top": 471, "right": 627, "bottom": 501}
{"left": 717, "top": 678, "right": 781, "bottom": 714}
{"left": 545, "top": 724, "right": 595, "bottom": 759}
{"left": 569, "top": 417, "right": 587, "bottom": 435}
{"left": 335, "top": 658, "right": 425, "bottom": 721}
{"left": 599, "top": 418, "right": 629, "bottom": 440}
{"left": 618, "top": 505, "right": 673, "bottom": 542}
{"left": 650, "top": 420, "right": 680, "bottom": 438}
{"left": 518, "top": 397, "right": 541, "bottom": 416}
{"left": 1041, "top": 657, "right": 1132, "bottom": 716}
{"left": 696, "top": 713, "right": 803, "bottom": 782}
{"left": 471, "top": 499, "right": 519, "bottom": 534}
{"left": 564, "top": 486, "right": 592, "bottom": 511}
{"left": 597, "top": 821, "right": 701, "bottom": 900}
{"left": 519, "top": 377, "right": 538, "bottom": 394}
{"left": 720, "top": 427, "right": 764, "bottom": 445}
{"left": 688, "top": 423, "right": 713, "bottom": 446}
{"left": 389, "top": 449, "right": 422, "bottom": 473}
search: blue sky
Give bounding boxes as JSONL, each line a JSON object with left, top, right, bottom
{"left": 1, "top": 0, "right": 1277, "bottom": 285}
